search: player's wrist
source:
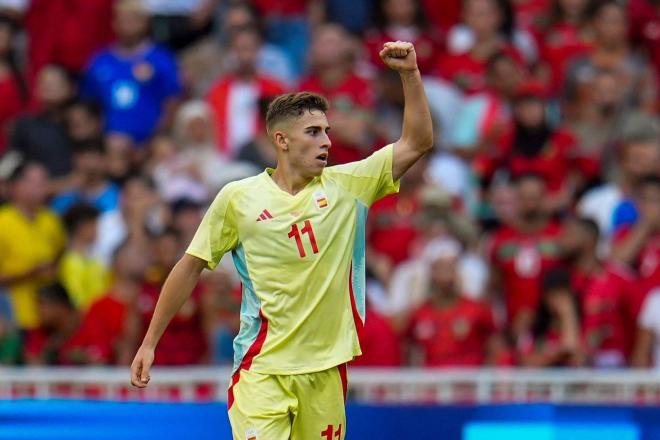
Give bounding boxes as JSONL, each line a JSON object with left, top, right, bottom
{"left": 398, "top": 68, "right": 421, "bottom": 78}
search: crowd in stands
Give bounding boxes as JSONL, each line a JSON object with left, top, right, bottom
{"left": 0, "top": 0, "right": 658, "bottom": 370}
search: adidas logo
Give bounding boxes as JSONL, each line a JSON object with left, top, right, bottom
{"left": 256, "top": 209, "right": 273, "bottom": 222}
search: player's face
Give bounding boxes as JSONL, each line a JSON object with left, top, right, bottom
{"left": 284, "top": 110, "right": 332, "bottom": 178}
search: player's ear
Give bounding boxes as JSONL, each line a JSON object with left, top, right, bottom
{"left": 273, "top": 131, "right": 289, "bottom": 152}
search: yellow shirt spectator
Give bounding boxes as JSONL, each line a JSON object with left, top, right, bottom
{"left": 0, "top": 205, "right": 66, "bottom": 329}
{"left": 58, "top": 250, "right": 111, "bottom": 311}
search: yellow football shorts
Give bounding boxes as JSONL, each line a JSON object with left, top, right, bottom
{"left": 228, "top": 364, "right": 347, "bottom": 440}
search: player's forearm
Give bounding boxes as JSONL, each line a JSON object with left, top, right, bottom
{"left": 399, "top": 69, "right": 433, "bottom": 152}
{"left": 141, "top": 254, "right": 205, "bottom": 349}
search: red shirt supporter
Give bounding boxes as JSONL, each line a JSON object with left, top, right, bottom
{"left": 628, "top": 0, "right": 660, "bottom": 85}
{"left": 535, "top": 22, "right": 591, "bottom": 94}
{"left": 514, "top": 0, "right": 551, "bottom": 28}
{"left": 489, "top": 222, "right": 563, "bottom": 320}
{"left": 421, "top": 0, "right": 461, "bottom": 31}
{"left": 66, "top": 295, "right": 129, "bottom": 364}
{"left": 498, "top": 129, "right": 576, "bottom": 194}
{"left": 437, "top": 47, "right": 524, "bottom": 95}
{"left": 139, "top": 283, "right": 208, "bottom": 365}
{"left": 351, "top": 308, "right": 402, "bottom": 367}
{"left": 25, "top": 0, "right": 114, "bottom": 77}
{"left": 368, "top": 192, "right": 420, "bottom": 266}
{"left": 614, "top": 226, "right": 660, "bottom": 283}
{"left": 298, "top": 73, "right": 374, "bottom": 164}
{"left": 0, "top": 75, "right": 24, "bottom": 153}
{"left": 573, "top": 265, "right": 635, "bottom": 365}
{"left": 408, "top": 298, "right": 496, "bottom": 367}
{"left": 252, "top": 0, "right": 307, "bottom": 16}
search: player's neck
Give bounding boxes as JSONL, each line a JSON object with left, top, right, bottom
{"left": 270, "top": 166, "right": 314, "bottom": 196}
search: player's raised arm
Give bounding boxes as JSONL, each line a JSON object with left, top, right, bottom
{"left": 130, "top": 253, "right": 206, "bottom": 388}
{"left": 380, "top": 41, "right": 434, "bottom": 181}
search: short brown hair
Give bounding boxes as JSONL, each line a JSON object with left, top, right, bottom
{"left": 266, "top": 92, "right": 329, "bottom": 133}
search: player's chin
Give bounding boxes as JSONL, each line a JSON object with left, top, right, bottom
{"left": 310, "top": 158, "right": 328, "bottom": 173}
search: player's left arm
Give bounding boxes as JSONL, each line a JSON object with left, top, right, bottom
{"left": 380, "top": 41, "right": 434, "bottom": 181}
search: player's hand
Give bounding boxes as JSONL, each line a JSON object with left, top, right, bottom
{"left": 379, "top": 41, "right": 418, "bottom": 72}
{"left": 130, "top": 345, "right": 154, "bottom": 388}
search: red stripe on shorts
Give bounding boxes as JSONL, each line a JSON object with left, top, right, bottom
{"left": 228, "top": 309, "right": 269, "bottom": 410}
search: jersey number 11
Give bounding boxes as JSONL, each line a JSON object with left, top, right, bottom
{"left": 288, "top": 220, "right": 319, "bottom": 258}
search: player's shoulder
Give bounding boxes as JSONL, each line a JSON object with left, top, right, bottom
{"left": 214, "top": 173, "right": 266, "bottom": 200}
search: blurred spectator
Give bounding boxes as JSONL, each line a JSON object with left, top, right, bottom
{"left": 219, "top": 2, "right": 295, "bottom": 85}
{"left": 480, "top": 82, "right": 577, "bottom": 212}
{"left": 139, "top": 229, "right": 212, "bottom": 364}
{"left": 300, "top": 23, "right": 375, "bottom": 164}
{"left": 628, "top": 0, "right": 660, "bottom": 87}
{"left": 364, "top": 0, "right": 442, "bottom": 74}
{"left": 519, "top": 269, "right": 584, "bottom": 367}
{"left": 147, "top": 133, "right": 209, "bottom": 203}
{"left": 0, "top": 291, "right": 20, "bottom": 364}
{"left": 252, "top": 0, "right": 322, "bottom": 76}
{"left": 51, "top": 141, "right": 121, "bottom": 215}
{"left": 406, "top": 242, "right": 499, "bottom": 367}
{"left": 448, "top": 0, "right": 538, "bottom": 63}
{"left": 200, "top": 265, "right": 240, "bottom": 365}
{"left": 513, "top": 0, "right": 551, "bottom": 29}
{"left": 147, "top": 0, "right": 218, "bottom": 51}
{"left": 93, "top": 174, "right": 167, "bottom": 266}
{"left": 58, "top": 204, "right": 111, "bottom": 312}
{"left": 9, "top": 65, "right": 75, "bottom": 178}
{"left": 367, "top": 157, "right": 426, "bottom": 283}
{"left": 174, "top": 100, "right": 258, "bottom": 193}
{"left": 170, "top": 198, "right": 205, "bottom": 252}
{"left": 564, "top": 0, "right": 657, "bottom": 113}
{"left": 487, "top": 174, "right": 562, "bottom": 337}
{"left": 438, "top": 0, "right": 526, "bottom": 94}
{"left": 23, "top": 283, "right": 80, "bottom": 365}
{"left": 448, "top": 52, "right": 523, "bottom": 159}
{"left": 632, "top": 285, "right": 660, "bottom": 368}
{"left": 560, "top": 216, "right": 634, "bottom": 367}
{"left": 351, "top": 306, "right": 402, "bottom": 367}
{"left": 578, "top": 115, "right": 660, "bottom": 246}
{"left": 67, "top": 241, "right": 151, "bottom": 365}
{"left": 82, "top": 0, "right": 182, "bottom": 145}
{"left": 24, "top": 0, "right": 114, "bottom": 78}
{"left": 237, "top": 98, "right": 278, "bottom": 171}
{"left": 386, "top": 237, "right": 487, "bottom": 328}
{"left": 66, "top": 100, "right": 104, "bottom": 145}
{"left": 0, "top": 0, "right": 27, "bottom": 18}
{"left": 611, "top": 176, "right": 660, "bottom": 287}
{"left": 0, "top": 162, "right": 65, "bottom": 330}
{"left": 533, "top": 0, "right": 592, "bottom": 95}
{"left": 0, "top": 14, "right": 27, "bottom": 154}
{"left": 325, "top": 0, "right": 374, "bottom": 34}
{"left": 420, "top": 0, "right": 461, "bottom": 31}
{"left": 207, "top": 26, "right": 286, "bottom": 157}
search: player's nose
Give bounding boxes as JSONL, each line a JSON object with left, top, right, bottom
{"left": 320, "top": 132, "right": 331, "bottom": 149}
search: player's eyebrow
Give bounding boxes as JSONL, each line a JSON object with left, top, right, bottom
{"left": 305, "top": 125, "right": 331, "bottom": 132}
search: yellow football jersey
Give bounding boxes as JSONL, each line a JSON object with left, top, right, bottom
{"left": 186, "top": 144, "right": 399, "bottom": 375}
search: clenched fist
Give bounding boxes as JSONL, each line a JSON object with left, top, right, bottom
{"left": 379, "top": 41, "right": 418, "bottom": 72}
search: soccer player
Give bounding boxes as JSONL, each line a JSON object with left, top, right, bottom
{"left": 130, "top": 40, "right": 433, "bottom": 439}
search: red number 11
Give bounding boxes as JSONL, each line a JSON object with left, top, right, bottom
{"left": 288, "top": 220, "right": 319, "bottom": 258}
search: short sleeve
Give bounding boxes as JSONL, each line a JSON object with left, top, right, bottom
{"left": 324, "top": 144, "right": 400, "bottom": 206}
{"left": 639, "top": 289, "right": 660, "bottom": 330}
{"left": 186, "top": 185, "right": 239, "bottom": 270}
